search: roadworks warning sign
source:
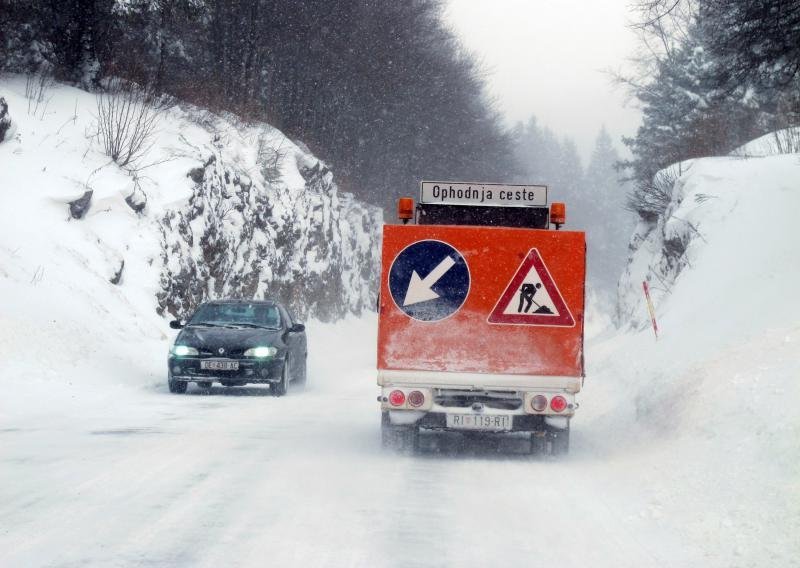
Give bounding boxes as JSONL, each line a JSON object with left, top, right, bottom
{"left": 487, "top": 249, "right": 575, "bottom": 327}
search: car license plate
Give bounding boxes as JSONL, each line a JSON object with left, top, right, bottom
{"left": 200, "top": 360, "right": 239, "bottom": 371}
{"left": 446, "top": 414, "right": 512, "bottom": 431}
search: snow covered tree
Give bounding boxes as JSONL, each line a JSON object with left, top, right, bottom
{"left": 582, "top": 126, "right": 635, "bottom": 300}
{"left": 699, "top": 0, "right": 800, "bottom": 88}
{"left": 620, "top": 22, "right": 775, "bottom": 219}
{"left": 619, "top": 1, "right": 800, "bottom": 222}
{"left": 0, "top": 0, "right": 517, "bottom": 214}
{"left": 513, "top": 116, "right": 582, "bottom": 196}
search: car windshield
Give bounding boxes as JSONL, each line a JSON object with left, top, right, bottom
{"left": 188, "top": 303, "right": 281, "bottom": 329}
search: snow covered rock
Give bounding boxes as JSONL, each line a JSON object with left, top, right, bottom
{"left": 0, "top": 96, "right": 12, "bottom": 142}
{"left": 156, "top": 140, "right": 382, "bottom": 322}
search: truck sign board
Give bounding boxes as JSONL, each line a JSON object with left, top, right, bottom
{"left": 420, "top": 181, "right": 547, "bottom": 208}
{"left": 378, "top": 224, "right": 585, "bottom": 377}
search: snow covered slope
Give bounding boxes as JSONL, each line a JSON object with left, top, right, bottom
{"left": 0, "top": 76, "right": 381, "bottom": 392}
{"left": 0, "top": 75, "right": 381, "bottom": 325}
{"left": 594, "top": 145, "right": 800, "bottom": 564}
{"left": 618, "top": 152, "right": 799, "bottom": 349}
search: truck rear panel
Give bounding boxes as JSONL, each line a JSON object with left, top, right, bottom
{"left": 378, "top": 224, "right": 585, "bottom": 378}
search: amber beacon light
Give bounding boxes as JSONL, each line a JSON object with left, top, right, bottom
{"left": 550, "top": 202, "right": 566, "bottom": 229}
{"left": 397, "top": 197, "right": 415, "bottom": 224}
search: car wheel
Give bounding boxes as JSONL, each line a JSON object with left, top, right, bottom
{"left": 168, "top": 378, "right": 187, "bottom": 394}
{"left": 294, "top": 353, "right": 308, "bottom": 389}
{"left": 272, "top": 360, "right": 289, "bottom": 397}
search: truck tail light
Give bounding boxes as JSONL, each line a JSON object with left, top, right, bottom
{"left": 389, "top": 390, "right": 406, "bottom": 407}
{"left": 407, "top": 390, "right": 425, "bottom": 407}
{"left": 550, "top": 395, "right": 567, "bottom": 413}
{"left": 397, "top": 197, "right": 415, "bottom": 224}
{"left": 531, "top": 394, "right": 547, "bottom": 412}
{"left": 550, "top": 202, "right": 566, "bottom": 229}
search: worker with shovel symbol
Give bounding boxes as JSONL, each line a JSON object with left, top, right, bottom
{"left": 517, "top": 282, "right": 554, "bottom": 314}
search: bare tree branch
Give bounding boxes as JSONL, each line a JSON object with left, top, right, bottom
{"left": 95, "top": 79, "right": 161, "bottom": 168}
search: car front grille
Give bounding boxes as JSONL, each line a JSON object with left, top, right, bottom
{"left": 197, "top": 348, "right": 245, "bottom": 358}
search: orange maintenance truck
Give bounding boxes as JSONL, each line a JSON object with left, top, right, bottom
{"left": 377, "top": 181, "right": 585, "bottom": 454}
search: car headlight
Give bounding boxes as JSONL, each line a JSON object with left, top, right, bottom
{"left": 244, "top": 346, "right": 277, "bottom": 358}
{"left": 171, "top": 345, "right": 199, "bottom": 357}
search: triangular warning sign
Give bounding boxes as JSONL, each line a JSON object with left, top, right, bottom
{"left": 488, "top": 248, "right": 575, "bottom": 327}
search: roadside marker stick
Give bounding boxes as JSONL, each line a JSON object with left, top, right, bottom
{"left": 642, "top": 280, "right": 659, "bottom": 340}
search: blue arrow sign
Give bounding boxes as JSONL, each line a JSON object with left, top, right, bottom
{"left": 388, "top": 240, "right": 470, "bottom": 322}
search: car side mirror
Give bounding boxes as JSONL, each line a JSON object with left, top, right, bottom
{"left": 290, "top": 323, "right": 305, "bottom": 333}
{"left": 169, "top": 320, "right": 184, "bottom": 330}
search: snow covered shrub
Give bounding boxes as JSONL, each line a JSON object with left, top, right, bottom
{"left": 626, "top": 166, "right": 682, "bottom": 222}
{"left": 24, "top": 71, "right": 54, "bottom": 118}
{"left": 95, "top": 81, "right": 160, "bottom": 168}
{"left": 257, "top": 131, "right": 287, "bottom": 185}
{"left": 771, "top": 128, "right": 800, "bottom": 154}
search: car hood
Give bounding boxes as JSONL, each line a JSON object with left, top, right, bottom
{"left": 176, "top": 326, "right": 284, "bottom": 351}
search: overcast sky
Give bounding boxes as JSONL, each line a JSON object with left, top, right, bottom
{"left": 444, "top": 0, "right": 642, "bottom": 163}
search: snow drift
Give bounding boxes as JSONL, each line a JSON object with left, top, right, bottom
{"left": 589, "top": 139, "right": 800, "bottom": 565}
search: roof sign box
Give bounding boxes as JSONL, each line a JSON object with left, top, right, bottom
{"left": 487, "top": 248, "right": 575, "bottom": 327}
{"left": 420, "top": 181, "right": 547, "bottom": 208}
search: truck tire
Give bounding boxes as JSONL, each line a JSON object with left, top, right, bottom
{"left": 529, "top": 431, "right": 547, "bottom": 455}
{"left": 381, "top": 411, "right": 419, "bottom": 453}
{"left": 547, "top": 424, "right": 570, "bottom": 456}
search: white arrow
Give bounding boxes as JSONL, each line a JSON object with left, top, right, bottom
{"left": 403, "top": 256, "right": 457, "bottom": 306}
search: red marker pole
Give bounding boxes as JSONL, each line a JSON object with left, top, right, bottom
{"left": 642, "top": 280, "right": 659, "bottom": 340}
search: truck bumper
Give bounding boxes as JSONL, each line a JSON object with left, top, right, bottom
{"left": 378, "top": 374, "right": 578, "bottom": 432}
{"left": 377, "top": 369, "right": 582, "bottom": 393}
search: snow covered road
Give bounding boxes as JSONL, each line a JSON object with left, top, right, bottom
{"left": 3, "top": 316, "right": 796, "bottom": 568}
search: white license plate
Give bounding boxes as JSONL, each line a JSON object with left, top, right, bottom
{"left": 200, "top": 360, "right": 239, "bottom": 371}
{"left": 446, "top": 414, "right": 512, "bottom": 431}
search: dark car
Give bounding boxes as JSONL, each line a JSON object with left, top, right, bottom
{"left": 167, "top": 300, "right": 307, "bottom": 396}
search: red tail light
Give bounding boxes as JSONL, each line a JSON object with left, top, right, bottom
{"left": 550, "top": 395, "right": 567, "bottom": 413}
{"left": 531, "top": 395, "right": 547, "bottom": 412}
{"left": 389, "top": 390, "right": 406, "bottom": 407}
{"left": 407, "top": 390, "right": 425, "bottom": 407}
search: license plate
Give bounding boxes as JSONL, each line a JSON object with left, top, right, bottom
{"left": 200, "top": 360, "right": 239, "bottom": 371}
{"left": 446, "top": 414, "right": 512, "bottom": 431}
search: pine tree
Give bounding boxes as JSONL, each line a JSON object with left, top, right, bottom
{"left": 699, "top": 0, "right": 800, "bottom": 88}
{"left": 620, "top": 24, "right": 769, "bottom": 219}
{"left": 583, "top": 126, "right": 634, "bottom": 300}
